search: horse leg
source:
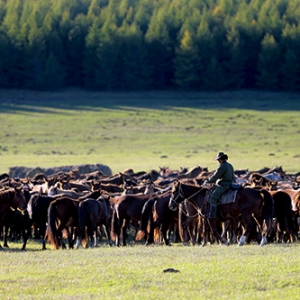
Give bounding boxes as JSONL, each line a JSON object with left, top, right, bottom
{"left": 181, "top": 219, "right": 191, "bottom": 246}
{"left": 88, "top": 225, "right": 97, "bottom": 248}
{"left": 207, "top": 219, "right": 229, "bottom": 245}
{"left": 75, "top": 225, "right": 83, "bottom": 249}
{"left": 238, "top": 214, "right": 260, "bottom": 246}
{"left": 160, "top": 218, "right": 175, "bottom": 246}
{"left": 68, "top": 227, "right": 76, "bottom": 249}
{"left": 42, "top": 227, "right": 49, "bottom": 250}
{"left": 122, "top": 218, "right": 130, "bottom": 246}
{"left": 103, "top": 222, "right": 112, "bottom": 247}
{"left": 3, "top": 225, "right": 9, "bottom": 248}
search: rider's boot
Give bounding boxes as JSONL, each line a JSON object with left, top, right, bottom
{"left": 204, "top": 204, "right": 217, "bottom": 219}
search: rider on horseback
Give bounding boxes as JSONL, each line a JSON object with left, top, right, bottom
{"left": 203, "top": 152, "right": 236, "bottom": 219}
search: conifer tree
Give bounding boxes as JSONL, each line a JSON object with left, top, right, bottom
{"left": 41, "top": 52, "right": 66, "bottom": 89}
{"left": 145, "top": 6, "right": 175, "bottom": 89}
{"left": 173, "top": 30, "right": 201, "bottom": 89}
{"left": 0, "top": 31, "right": 11, "bottom": 87}
{"left": 281, "top": 48, "right": 299, "bottom": 91}
{"left": 82, "top": 21, "right": 101, "bottom": 89}
{"left": 256, "top": 33, "right": 281, "bottom": 90}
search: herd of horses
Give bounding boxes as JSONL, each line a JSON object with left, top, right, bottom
{"left": 0, "top": 164, "right": 299, "bottom": 250}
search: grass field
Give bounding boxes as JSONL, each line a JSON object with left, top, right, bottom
{"left": 1, "top": 89, "right": 300, "bottom": 299}
{"left": 0, "top": 89, "right": 300, "bottom": 175}
{"left": 1, "top": 241, "right": 299, "bottom": 299}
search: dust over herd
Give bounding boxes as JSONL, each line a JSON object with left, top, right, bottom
{"left": 0, "top": 163, "right": 300, "bottom": 250}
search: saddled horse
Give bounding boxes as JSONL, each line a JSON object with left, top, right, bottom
{"left": 75, "top": 195, "right": 112, "bottom": 248}
{"left": 168, "top": 181, "right": 274, "bottom": 246}
{"left": 47, "top": 196, "right": 80, "bottom": 249}
{"left": 0, "top": 187, "right": 27, "bottom": 248}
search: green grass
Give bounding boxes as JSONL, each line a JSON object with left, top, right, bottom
{"left": 0, "top": 89, "right": 300, "bottom": 175}
{"left": 1, "top": 241, "right": 299, "bottom": 299}
{"left": 1, "top": 89, "right": 300, "bottom": 299}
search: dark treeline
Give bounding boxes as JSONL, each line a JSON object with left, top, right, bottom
{"left": 1, "top": 0, "right": 300, "bottom": 91}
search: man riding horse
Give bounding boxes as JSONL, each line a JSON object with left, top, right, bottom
{"left": 204, "top": 152, "right": 236, "bottom": 219}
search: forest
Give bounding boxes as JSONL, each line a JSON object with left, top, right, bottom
{"left": 1, "top": 0, "right": 300, "bottom": 91}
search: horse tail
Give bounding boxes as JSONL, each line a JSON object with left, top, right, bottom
{"left": 47, "top": 200, "right": 59, "bottom": 250}
{"left": 136, "top": 198, "right": 156, "bottom": 241}
{"left": 260, "top": 189, "right": 274, "bottom": 233}
{"left": 153, "top": 201, "right": 162, "bottom": 243}
{"left": 110, "top": 204, "right": 118, "bottom": 241}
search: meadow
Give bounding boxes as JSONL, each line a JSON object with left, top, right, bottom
{"left": 1, "top": 241, "right": 299, "bottom": 299}
{"left": 0, "top": 89, "right": 300, "bottom": 175}
{"left": 1, "top": 89, "right": 300, "bottom": 299}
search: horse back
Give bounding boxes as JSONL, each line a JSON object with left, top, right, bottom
{"left": 114, "top": 193, "right": 154, "bottom": 221}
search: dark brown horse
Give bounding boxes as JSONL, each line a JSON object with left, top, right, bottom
{"left": 136, "top": 191, "right": 178, "bottom": 245}
{"left": 47, "top": 197, "right": 80, "bottom": 249}
{"left": 0, "top": 187, "right": 27, "bottom": 248}
{"left": 75, "top": 195, "right": 112, "bottom": 248}
{"left": 110, "top": 193, "right": 154, "bottom": 246}
{"left": 270, "top": 190, "right": 294, "bottom": 243}
{"left": 22, "top": 194, "right": 63, "bottom": 250}
{"left": 168, "top": 181, "right": 274, "bottom": 246}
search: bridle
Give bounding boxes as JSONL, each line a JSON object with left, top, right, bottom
{"left": 169, "top": 182, "right": 206, "bottom": 217}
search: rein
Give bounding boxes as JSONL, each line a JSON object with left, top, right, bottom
{"left": 170, "top": 183, "right": 206, "bottom": 218}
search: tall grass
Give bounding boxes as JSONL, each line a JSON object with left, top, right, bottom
{"left": 0, "top": 89, "right": 299, "bottom": 175}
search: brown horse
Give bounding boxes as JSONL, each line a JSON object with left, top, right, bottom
{"left": 47, "top": 196, "right": 80, "bottom": 249}
{"left": 168, "top": 181, "right": 274, "bottom": 246}
{"left": 270, "top": 190, "right": 294, "bottom": 242}
{"left": 136, "top": 191, "right": 178, "bottom": 245}
{"left": 110, "top": 193, "right": 154, "bottom": 246}
{"left": 23, "top": 194, "right": 62, "bottom": 250}
{"left": 0, "top": 187, "right": 27, "bottom": 248}
{"left": 75, "top": 195, "right": 112, "bottom": 248}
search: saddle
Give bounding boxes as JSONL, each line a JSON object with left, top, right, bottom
{"left": 205, "top": 184, "right": 242, "bottom": 206}
{"left": 219, "top": 184, "right": 242, "bottom": 204}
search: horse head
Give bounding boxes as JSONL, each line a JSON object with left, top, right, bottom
{"left": 168, "top": 181, "right": 185, "bottom": 211}
{"left": 13, "top": 186, "right": 27, "bottom": 215}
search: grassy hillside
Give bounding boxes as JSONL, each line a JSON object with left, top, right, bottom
{"left": 0, "top": 89, "right": 299, "bottom": 175}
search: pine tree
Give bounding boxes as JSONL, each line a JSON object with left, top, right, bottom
{"left": 41, "top": 52, "right": 66, "bottom": 89}
{"left": 256, "top": 33, "right": 281, "bottom": 90}
{"left": 145, "top": 6, "right": 174, "bottom": 89}
{"left": 173, "top": 30, "right": 201, "bottom": 89}
{"left": 82, "top": 21, "right": 102, "bottom": 89}
{"left": 202, "top": 56, "right": 227, "bottom": 91}
{"left": 281, "top": 48, "right": 299, "bottom": 91}
{"left": 0, "top": 31, "right": 11, "bottom": 87}
{"left": 225, "top": 27, "right": 246, "bottom": 89}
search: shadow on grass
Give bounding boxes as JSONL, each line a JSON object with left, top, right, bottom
{"left": 0, "top": 89, "right": 300, "bottom": 114}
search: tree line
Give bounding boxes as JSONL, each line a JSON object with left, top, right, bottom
{"left": 0, "top": 0, "right": 300, "bottom": 91}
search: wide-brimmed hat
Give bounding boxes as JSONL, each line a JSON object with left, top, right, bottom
{"left": 214, "top": 152, "right": 228, "bottom": 160}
